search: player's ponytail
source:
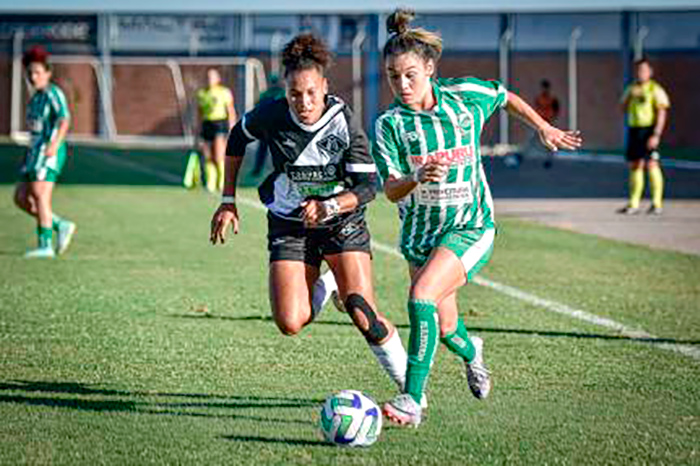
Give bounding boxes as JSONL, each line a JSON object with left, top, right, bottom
{"left": 281, "top": 33, "right": 333, "bottom": 77}
{"left": 383, "top": 8, "right": 442, "bottom": 64}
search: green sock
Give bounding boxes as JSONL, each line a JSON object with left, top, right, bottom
{"left": 52, "top": 214, "right": 64, "bottom": 231}
{"left": 405, "top": 299, "right": 439, "bottom": 405}
{"left": 37, "top": 226, "right": 53, "bottom": 249}
{"left": 441, "top": 319, "right": 476, "bottom": 362}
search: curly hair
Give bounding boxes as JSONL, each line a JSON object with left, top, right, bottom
{"left": 383, "top": 8, "right": 442, "bottom": 64}
{"left": 281, "top": 33, "right": 333, "bottom": 77}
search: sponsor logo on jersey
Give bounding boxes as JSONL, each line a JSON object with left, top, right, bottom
{"left": 286, "top": 164, "right": 341, "bottom": 183}
{"left": 410, "top": 145, "right": 474, "bottom": 167}
{"left": 316, "top": 133, "right": 347, "bottom": 158}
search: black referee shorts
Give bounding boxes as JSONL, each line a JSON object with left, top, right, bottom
{"left": 626, "top": 127, "right": 659, "bottom": 162}
{"left": 200, "top": 120, "right": 229, "bottom": 142}
{"left": 267, "top": 210, "right": 372, "bottom": 267}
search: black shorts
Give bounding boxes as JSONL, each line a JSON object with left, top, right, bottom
{"left": 267, "top": 210, "right": 372, "bottom": 267}
{"left": 626, "top": 127, "right": 660, "bottom": 162}
{"left": 200, "top": 120, "right": 229, "bottom": 142}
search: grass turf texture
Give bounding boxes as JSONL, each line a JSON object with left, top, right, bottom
{"left": 1, "top": 150, "right": 699, "bottom": 464}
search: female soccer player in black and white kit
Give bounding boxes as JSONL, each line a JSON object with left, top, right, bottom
{"left": 210, "top": 33, "right": 409, "bottom": 392}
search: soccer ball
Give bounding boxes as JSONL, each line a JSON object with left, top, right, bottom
{"left": 319, "top": 390, "right": 382, "bottom": 447}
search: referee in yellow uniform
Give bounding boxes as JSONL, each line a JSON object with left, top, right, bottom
{"left": 619, "top": 58, "right": 670, "bottom": 215}
{"left": 197, "top": 68, "right": 237, "bottom": 192}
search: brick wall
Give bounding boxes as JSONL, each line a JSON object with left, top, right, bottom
{"left": 1, "top": 52, "right": 698, "bottom": 150}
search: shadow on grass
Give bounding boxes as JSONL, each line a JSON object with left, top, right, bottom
{"left": 172, "top": 314, "right": 700, "bottom": 346}
{"left": 0, "top": 380, "right": 319, "bottom": 426}
{"left": 219, "top": 434, "right": 333, "bottom": 447}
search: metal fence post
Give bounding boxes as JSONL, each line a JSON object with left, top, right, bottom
{"left": 568, "top": 27, "right": 582, "bottom": 132}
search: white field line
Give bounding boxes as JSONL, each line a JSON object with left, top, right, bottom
{"left": 94, "top": 150, "right": 700, "bottom": 362}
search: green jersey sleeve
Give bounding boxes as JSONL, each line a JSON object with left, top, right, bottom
{"left": 48, "top": 85, "right": 70, "bottom": 121}
{"left": 464, "top": 77, "right": 508, "bottom": 118}
{"left": 372, "top": 114, "right": 405, "bottom": 182}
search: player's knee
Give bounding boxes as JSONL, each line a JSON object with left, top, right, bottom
{"left": 275, "top": 319, "right": 303, "bottom": 336}
{"left": 345, "top": 293, "right": 389, "bottom": 344}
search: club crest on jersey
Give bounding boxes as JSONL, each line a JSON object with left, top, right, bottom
{"left": 316, "top": 133, "right": 347, "bottom": 158}
{"left": 458, "top": 113, "right": 473, "bottom": 136}
{"left": 406, "top": 132, "right": 420, "bottom": 142}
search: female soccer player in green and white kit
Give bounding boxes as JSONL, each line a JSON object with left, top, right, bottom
{"left": 14, "top": 47, "right": 76, "bottom": 259}
{"left": 373, "top": 10, "right": 583, "bottom": 427}
{"left": 210, "top": 34, "right": 409, "bottom": 394}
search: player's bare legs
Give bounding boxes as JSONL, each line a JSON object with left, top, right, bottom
{"left": 268, "top": 260, "right": 320, "bottom": 335}
{"left": 325, "top": 251, "right": 392, "bottom": 344}
{"left": 326, "top": 251, "right": 408, "bottom": 390}
{"left": 384, "top": 248, "right": 490, "bottom": 427}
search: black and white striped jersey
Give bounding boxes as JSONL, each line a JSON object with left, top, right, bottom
{"left": 227, "top": 95, "right": 377, "bottom": 222}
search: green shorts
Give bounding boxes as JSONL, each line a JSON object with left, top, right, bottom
{"left": 403, "top": 227, "right": 495, "bottom": 280}
{"left": 20, "top": 143, "right": 67, "bottom": 183}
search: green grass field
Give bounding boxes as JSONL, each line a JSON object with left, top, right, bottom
{"left": 0, "top": 147, "right": 699, "bottom": 464}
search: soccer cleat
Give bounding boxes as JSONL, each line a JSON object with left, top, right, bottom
{"left": 24, "top": 246, "right": 56, "bottom": 259}
{"left": 56, "top": 221, "right": 77, "bottom": 255}
{"left": 616, "top": 206, "right": 640, "bottom": 215}
{"left": 465, "top": 336, "right": 491, "bottom": 400}
{"left": 647, "top": 206, "right": 663, "bottom": 215}
{"left": 330, "top": 290, "right": 346, "bottom": 313}
{"left": 383, "top": 393, "right": 422, "bottom": 427}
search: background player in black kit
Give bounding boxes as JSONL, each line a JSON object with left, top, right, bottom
{"left": 210, "top": 33, "right": 410, "bottom": 393}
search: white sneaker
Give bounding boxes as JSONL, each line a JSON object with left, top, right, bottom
{"left": 383, "top": 393, "right": 422, "bottom": 427}
{"left": 465, "top": 336, "right": 491, "bottom": 399}
{"left": 56, "top": 221, "right": 77, "bottom": 255}
{"left": 24, "top": 246, "right": 55, "bottom": 259}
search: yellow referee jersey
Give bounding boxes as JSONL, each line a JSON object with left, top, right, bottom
{"left": 622, "top": 79, "right": 670, "bottom": 128}
{"left": 197, "top": 85, "right": 233, "bottom": 122}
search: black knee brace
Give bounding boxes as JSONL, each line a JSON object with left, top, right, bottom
{"left": 345, "top": 293, "right": 389, "bottom": 343}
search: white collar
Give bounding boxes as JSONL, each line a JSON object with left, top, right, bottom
{"left": 288, "top": 97, "right": 345, "bottom": 133}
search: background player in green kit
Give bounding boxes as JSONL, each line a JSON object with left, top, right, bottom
{"left": 373, "top": 10, "right": 583, "bottom": 427}
{"left": 13, "top": 47, "right": 76, "bottom": 259}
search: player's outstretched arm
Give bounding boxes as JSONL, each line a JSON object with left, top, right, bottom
{"left": 505, "top": 91, "right": 583, "bottom": 152}
{"left": 210, "top": 155, "right": 243, "bottom": 245}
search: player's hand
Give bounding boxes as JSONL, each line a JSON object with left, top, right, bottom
{"left": 647, "top": 134, "right": 661, "bottom": 150}
{"left": 210, "top": 203, "right": 239, "bottom": 245}
{"left": 301, "top": 199, "right": 326, "bottom": 228}
{"left": 45, "top": 141, "right": 58, "bottom": 158}
{"left": 538, "top": 125, "right": 583, "bottom": 152}
{"left": 416, "top": 162, "right": 449, "bottom": 183}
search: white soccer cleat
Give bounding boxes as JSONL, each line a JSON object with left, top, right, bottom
{"left": 382, "top": 393, "right": 422, "bottom": 427}
{"left": 465, "top": 336, "right": 491, "bottom": 399}
{"left": 24, "top": 246, "right": 55, "bottom": 259}
{"left": 56, "top": 221, "right": 77, "bottom": 255}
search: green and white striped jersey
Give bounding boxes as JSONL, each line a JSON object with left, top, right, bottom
{"left": 24, "top": 83, "right": 70, "bottom": 175}
{"left": 372, "top": 76, "right": 507, "bottom": 258}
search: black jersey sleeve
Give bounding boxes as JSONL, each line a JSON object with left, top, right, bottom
{"left": 343, "top": 107, "right": 377, "bottom": 206}
{"left": 226, "top": 101, "right": 270, "bottom": 157}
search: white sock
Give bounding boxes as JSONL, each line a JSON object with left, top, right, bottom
{"left": 369, "top": 329, "right": 408, "bottom": 389}
{"left": 310, "top": 270, "right": 337, "bottom": 320}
